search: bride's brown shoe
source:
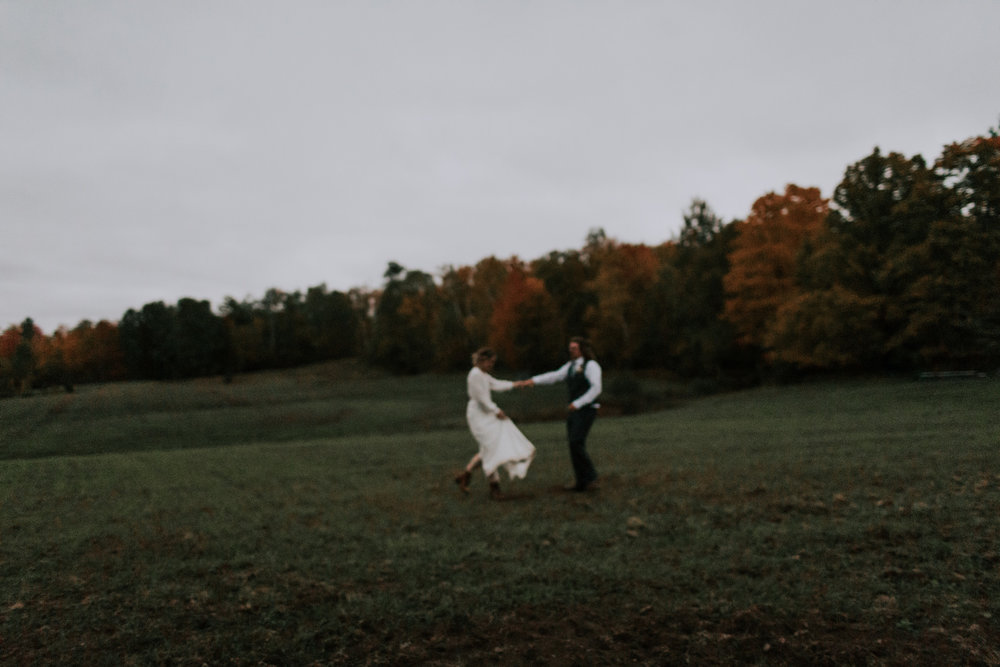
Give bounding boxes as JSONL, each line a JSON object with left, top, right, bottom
{"left": 489, "top": 481, "right": 503, "bottom": 500}
{"left": 454, "top": 470, "right": 471, "bottom": 494}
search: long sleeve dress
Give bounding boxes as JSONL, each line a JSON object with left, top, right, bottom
{"left": 466, "top": 366, "right": 535, "bottom": 480}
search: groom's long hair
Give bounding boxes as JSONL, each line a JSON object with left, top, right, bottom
{"left": 571, "top": 336, "right": 597, "bottom": 362}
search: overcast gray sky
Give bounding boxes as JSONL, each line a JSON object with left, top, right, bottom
{"left": 2, "top": 1, "right": 998, "bottom": 332}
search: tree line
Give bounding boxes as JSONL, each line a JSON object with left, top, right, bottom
{"left": 2, "top": 132, "right": 998, "bottom": 397}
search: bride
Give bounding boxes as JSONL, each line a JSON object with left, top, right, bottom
{"left": 454, "top": 347, "right": 535, "bottom": 499}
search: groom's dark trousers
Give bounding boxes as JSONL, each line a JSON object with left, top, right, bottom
{"left": 567, "top": 406, "right": 598, "bottom": 486}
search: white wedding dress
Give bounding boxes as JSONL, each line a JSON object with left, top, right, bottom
{"left": 466, "top": 366, "right": 535, "bottom": 479}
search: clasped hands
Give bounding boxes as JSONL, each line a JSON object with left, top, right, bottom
{"left": 513, "top": 378, "right": 576, "bottom": 412}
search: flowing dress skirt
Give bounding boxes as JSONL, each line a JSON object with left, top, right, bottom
{"left": 466, "top": 400, "right": 536, "bottom": 480}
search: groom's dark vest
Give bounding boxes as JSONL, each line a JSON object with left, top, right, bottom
{"left": 567, "top": 360, "right": 593, "bottom": 406}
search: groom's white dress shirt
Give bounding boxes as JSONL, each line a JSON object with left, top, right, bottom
{"left": 531, "top": 358, "right": 602, "bottom": 409}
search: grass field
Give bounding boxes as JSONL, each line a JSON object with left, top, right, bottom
{"left": 1, "top": 362, "right": 999, "bottom": 665}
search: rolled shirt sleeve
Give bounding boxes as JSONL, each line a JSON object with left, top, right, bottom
{"left": 530, "top": 362, "right": 571, "bottom": 387}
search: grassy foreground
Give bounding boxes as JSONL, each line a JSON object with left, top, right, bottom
{"left": 1, "top": 364, "right": 999, "bottom": 665}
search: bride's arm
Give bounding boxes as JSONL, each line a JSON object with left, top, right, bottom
{"left": 487, "top": 374, "right": 515, "bottom": 393}
{"left": 469, "top": 370, "right": 502, "bottom": 414}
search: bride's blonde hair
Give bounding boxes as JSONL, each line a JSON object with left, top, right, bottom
{"left": 471, "top": 347, "right": 496, "bottom": 366}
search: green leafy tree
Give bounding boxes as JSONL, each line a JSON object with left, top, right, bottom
{"left": 369, "top": 263, "right": 439, "bottom": 374}
{"left": 220, "top": 296, "right": 267, "bottom": 373}
{"left": 303, "top": 284, "right": 360, "bottom": 361}
{"left": 119, "top": 302, "right": 178, "bottom": 379}
{"left": 12, "top": 318, "right": 38, "bottom": 394}
{"left": 928, "top": 134, "right": 1000, "bottom": 367}
{"left": 435, "top": 266, "right": 477, "bottom": 371}
{"left": 464, "top": 256, "right": 511, "bottom": 348}
{"left": 647, "top": 200, "right": 740, "bottom": 377}
{"left": 174, "top": 298, "right": 228, "bottom": 378}
{"left": 886, "top": 216, "right": 994, "bottom": 367}
{"left": 259, "top": 288, "right": 285, "bottom": 366}
{"left": 531, "top": 249, "right": 596, "bottom": 346}
{"left": 771, "top": 149, "right": 942, "bottom": 370}
{"left": 347, "top": 287, "right": 376, "bottom": 361}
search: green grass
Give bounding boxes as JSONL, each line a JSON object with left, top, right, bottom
{"left": 1, "top": 364, "right": 999, "bottom": 664}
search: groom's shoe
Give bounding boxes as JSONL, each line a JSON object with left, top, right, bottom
{"left": 565, "top": 479, "right": 598, "bottom": 492}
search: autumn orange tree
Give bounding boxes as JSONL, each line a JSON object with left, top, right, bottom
{"left": 0, "top": 322, "right": 26, "bottom": 395}
{"left": 0, "top": 318, "right": 126, "bottom": 394}
{"left": 0, "top": 324, "right": 23, "bottom": 395}
{"left": 723, "top": 185, "right": 828, "bottom": 356}
{"left": 434, "top": 257, "right": 512, "bottom": 370}
{"left": 6, "top": 131, "right": 998, "bottom": 389}
{"left": 60, "top": 320, "right": 126, "bottom": 384}
{"left": 0, "top": 319, "right": 47, "bottom": 395}
{"left": 487, "top": 261, "right": 563, "bottom": 371}
{"left": 584, "top": 240, "right": 661, "bottom": 368}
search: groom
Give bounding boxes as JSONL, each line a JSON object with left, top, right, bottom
{"left": 519, "top": 337, "right": 602, "bottom": 492}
